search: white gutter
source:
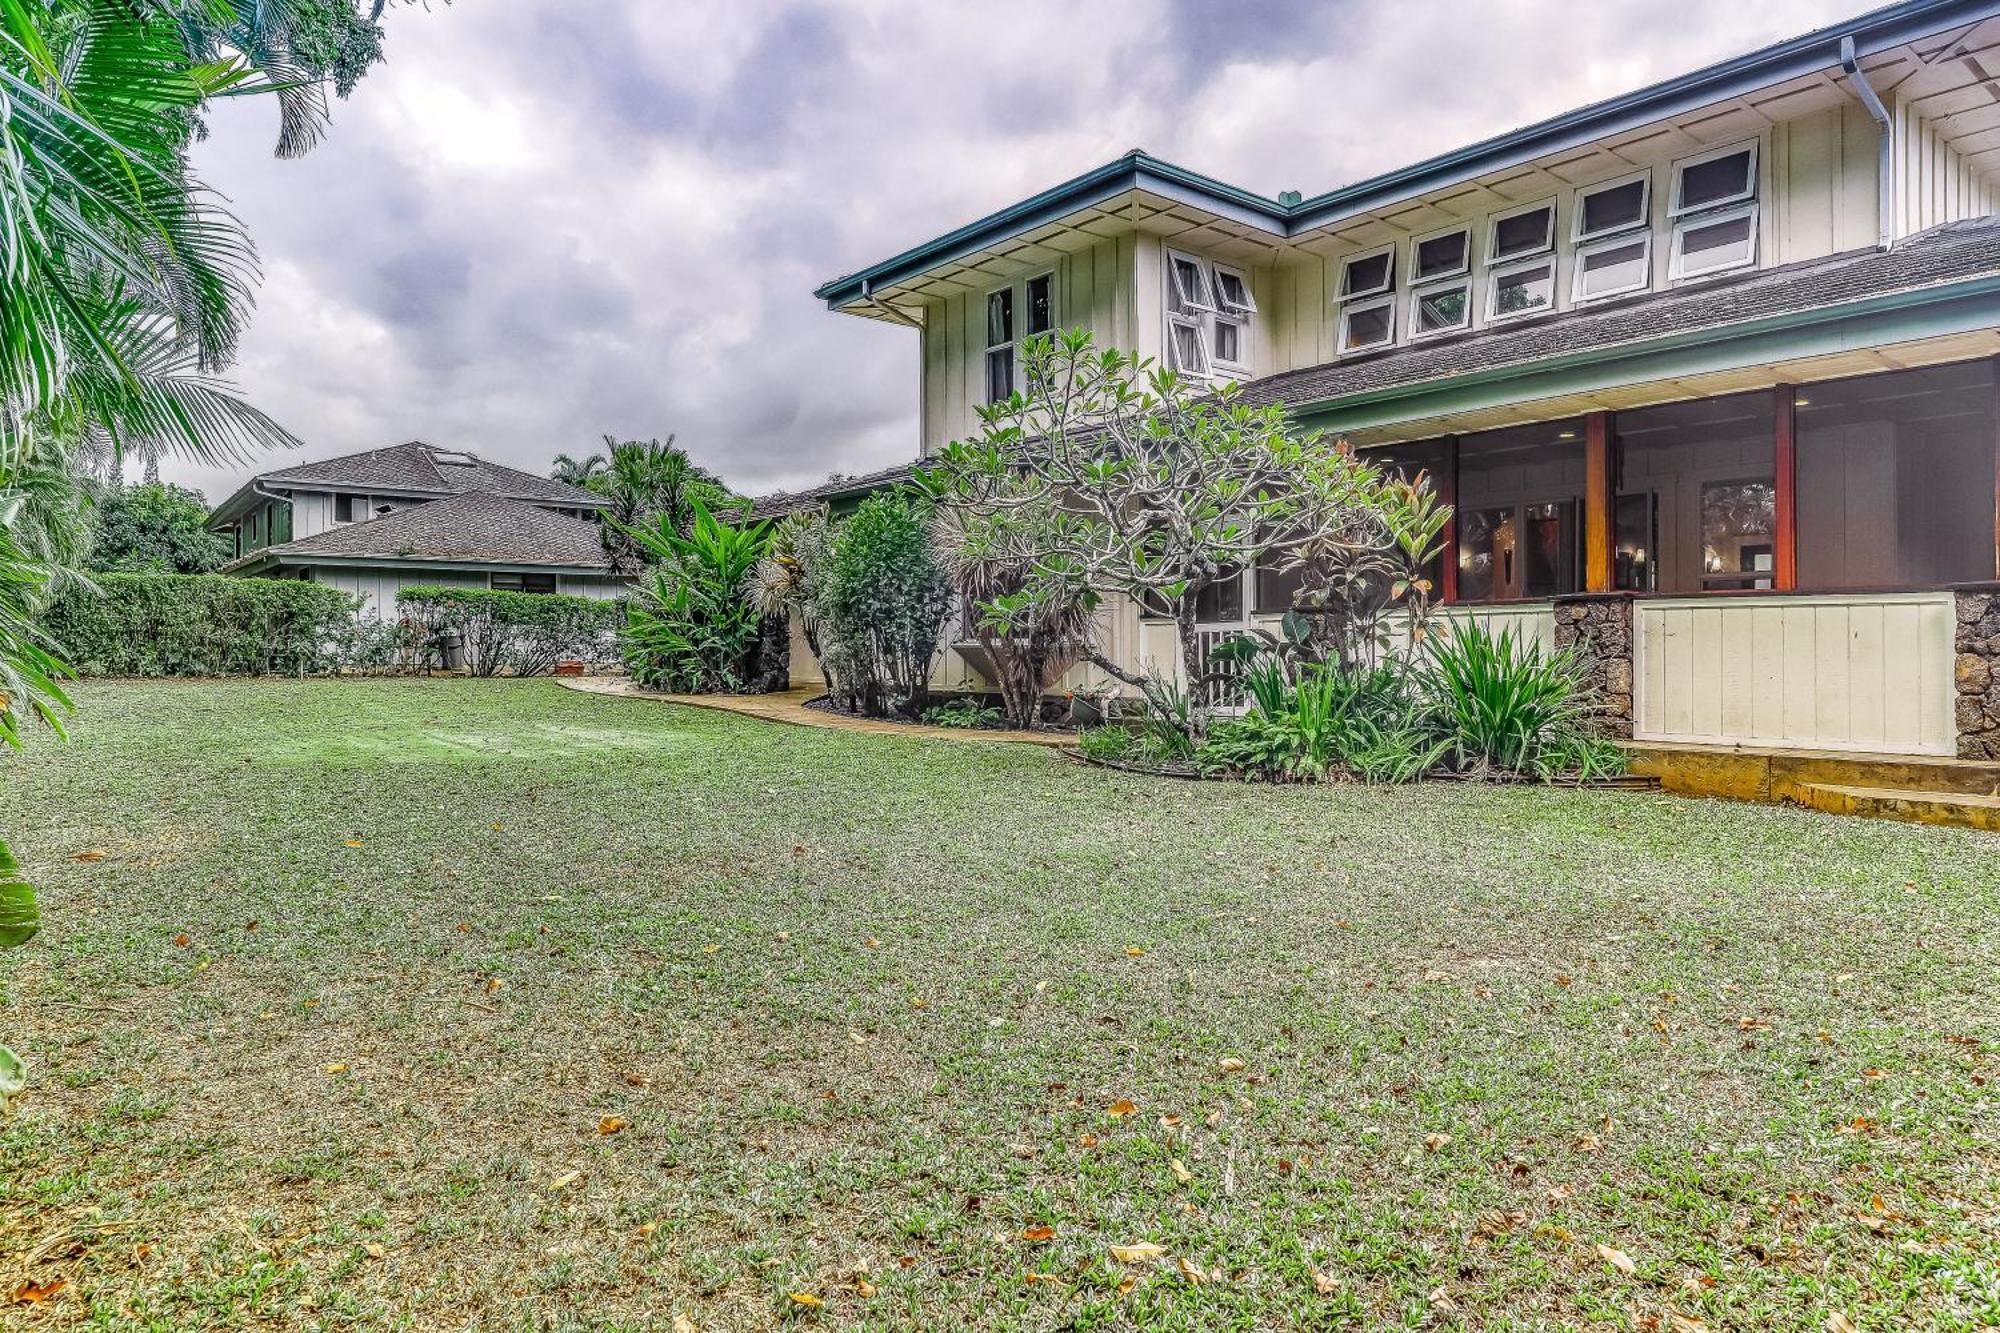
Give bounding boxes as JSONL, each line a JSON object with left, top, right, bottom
{"left": 1841, "top": 34, "right": 1896, "bottom": 251}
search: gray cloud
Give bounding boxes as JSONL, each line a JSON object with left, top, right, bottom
{"left": 167, "top": 0, "right": 1860, "bottom": 505}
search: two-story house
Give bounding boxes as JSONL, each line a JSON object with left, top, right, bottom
{"left": 788, "top": 0, "right": 2000, "bottom": 788}
{"left": 209, "top": 441, "right": 623, "bottom": 615}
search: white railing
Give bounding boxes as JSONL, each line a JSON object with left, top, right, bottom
{"left": 1632, "top": 592, "right": 1956, "bottom": 755}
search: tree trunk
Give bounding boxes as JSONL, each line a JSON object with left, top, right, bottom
{"left": 1175, "top": 604, "right": 1208, "bottom": 737}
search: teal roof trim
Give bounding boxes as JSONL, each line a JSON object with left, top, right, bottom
{"left": 815, "top": 0, "right": 2000, "bottom": 310}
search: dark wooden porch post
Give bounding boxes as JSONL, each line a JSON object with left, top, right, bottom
{"left": 1440, "top": 436, "right": 1460, "bottom": 605}
{"left": 1584, "top": 411, "right": 1613, "bottom": 593}
{"left": 1774, "top": 383, "right": 1798, "bottom": 592}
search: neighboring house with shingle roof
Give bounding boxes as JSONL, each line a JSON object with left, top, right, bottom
{"left": 800, "top": 0, "right": 2000, "bottom": 765}
{"left": 213, "top": 443, "right": 622, "bottom": 615}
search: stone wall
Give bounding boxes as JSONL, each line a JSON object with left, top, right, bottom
{"left": 1955, "top": 588, "right": 2000, "bottom": 760}
{"left": 1553, "top": 594, "right": 1634, "bottom": 740}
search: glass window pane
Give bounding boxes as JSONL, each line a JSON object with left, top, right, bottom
{"left": 1215, "top": 269, "right": 1252, "bottom": 313}
{"left": 1581, "top": 179, "right": 1646, "bottom": 235}
{"left": 1342, "top": 301, "right": 1393, "bottom": 349}
{"left": 1168, "top": 320, "right": 1208, "bottom": 373}
{"left": 1026, "top": 275, "right": 1052, "bottom": 335}
{"left": 986, "top": 346, "right": 1014, "bottom": 402}
{"left": 1679, "top": 211, "right": 1754, "bottom": 275}
{"left": 1415, "top": 283, "right": 1469, "bottom": 334}
{"left": 1342, "top": 250, "right": 1391, "bottom": 297}
{"left": 1194, "top": 568, "right": 1243, "bottom": 623}
{"left": 986, "top": 289, "right": 1013, "bottom": 346}
{"left": 1212, "top": 318, "right": 1241, "bottom": 364}
{"left": 1456, "top": 420, "right": 1586, "bottom": 601}
{"left": 1613, "top": 391, "right": 1774, "bottom": 593}
{"left": 1578, "top": 238, "right": 1649, "bottom": 299}
{"left": 1492, "top": 206, "right": 1552, "bottom": 259}
{"left": 1797, "top": 360, "right": 1998, "bottom": 590}
{"left": 1415, "top": 230, "right": 1468, "bottom": 280}
{"left": 1491, "top": 261, "right": 1554, "bottom": 318}
{"left": 1171, "top": 256, "right": 1210, "bottom": 310}
{"left": 1679, "top": 149, "right": 1752, "bottom": 211}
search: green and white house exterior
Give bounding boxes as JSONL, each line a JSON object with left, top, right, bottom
{"left": 796, "top": 0, "right": 2000, "bottom": 765}
{"left": 211, "top": 442, "right": 624, "bottom": 617}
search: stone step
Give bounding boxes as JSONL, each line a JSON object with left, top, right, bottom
{"left": 1785, "top": 781, "right": 2000, "bottom": 832}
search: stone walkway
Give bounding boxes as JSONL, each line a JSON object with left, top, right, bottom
{"left": 554, "top": 677, "right": 1074, "bottom": 748}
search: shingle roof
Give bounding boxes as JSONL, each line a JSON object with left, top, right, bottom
{"left": 230, "top": 492, "right": 612, "bottom": 570}
{"left": 1236, "top": 215, "right": 2000, "bottom": 412}
{"left": 749, "top": 460, "right": 922, "bottom": 518}
{"left": 218, "top": 441, "right": 603, "bottom": 521}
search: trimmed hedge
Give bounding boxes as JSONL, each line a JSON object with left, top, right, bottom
{"left": 41, "top": 574, "right": 362, "bottom": 677}
{"left": 397, "top": 586, "right": 623, "bottom": 677}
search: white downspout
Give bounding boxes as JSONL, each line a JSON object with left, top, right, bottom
{"left": 1841, "top": 34, "right": 1895, "bottom": 251}
{"left": 863, "top": 278, "right": 928, "bottom": 454}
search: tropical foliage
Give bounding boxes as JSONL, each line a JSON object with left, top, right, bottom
{"left": 88, "top": 482, "right": 231, "bottom": 572}
{"left": 751, "top": 508, "right": 834, "bottom": 668}
{"left": 619, "top": 500, "right": 776, "bottom": 693}
{"left": 1417, "top": 620, "right": 1626, "bottom": 780}
{"left": 594, "top": 436, "right": 737, "bottom": 577}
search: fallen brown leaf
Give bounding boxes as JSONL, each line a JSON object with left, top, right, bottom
{"left": 1106, "top": 1098, "right": 1136, "bottom": 1117}
{"left": 598, "top": 1116, "right": 628, "bottom": 1136}
{"left": 1020, "top": 1225, "right": 1054, "bottom": 1242}
{"left": 1109, "top": 1241, "right": 1166, "bottom": 1263}
{"left": 9, "top": 1277, "right": 65, "bottom": 1304}
{"left": 1596, "top": 1243, "right": 1637, "bottom": 1276}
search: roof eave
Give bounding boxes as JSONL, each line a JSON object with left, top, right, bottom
{"left": 811, "top": 0, "right": 2000, "bottom": 308}
{"left": 812, "top": 153, "right": 1289, "bottom": 310}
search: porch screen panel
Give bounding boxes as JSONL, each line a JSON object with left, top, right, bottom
{"left": 1796, "top": 359, "right": 1997, "bottom": 591}
{"left": 1455, "top": 421, "right": 1586, "bottom": 602}
{"left": 1612, "top": 392, "right": 1775, "bottom": 593}
{"left": 1258, "top": 439, "right": 1452, "bottom": 613}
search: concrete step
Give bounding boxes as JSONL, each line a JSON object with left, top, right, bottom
{"left": 1786, "top": 781, "right": 2000, "bottom": 832}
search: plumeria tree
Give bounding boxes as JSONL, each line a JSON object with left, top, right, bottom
{"left": 921, "top": 329, "right": 1448, "bottom": 734}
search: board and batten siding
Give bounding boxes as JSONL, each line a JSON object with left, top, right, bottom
{"left": 1894, "top": 100, "right": 2000, "bottom": 236}
{"left": 921, "top": 234, "right": 1137, "bottom": 453}
{"left": 1633, "top": 592, "right": 1956, "bottom": 755}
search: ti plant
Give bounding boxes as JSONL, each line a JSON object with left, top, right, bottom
{"left": 618, "top": 498, "right": 775, "bottom": 693}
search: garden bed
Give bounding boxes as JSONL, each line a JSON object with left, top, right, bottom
{"left": 1057, "top": 745, "right": 1659, "bottom": 788}
{"left": 804, "top": 691, "right": 1078, "bottom": 734}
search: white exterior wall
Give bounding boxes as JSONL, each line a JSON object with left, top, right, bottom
{"left": 1894, "top": 99, "right": 2000, "bottom": 235}
{"left": 308, "top": 566, "right": 623, "bottom": 619}
{"left": 1633, "top": 592, "right": 1957, "bottom": 755}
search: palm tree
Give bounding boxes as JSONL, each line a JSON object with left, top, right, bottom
{"left": 550, "top": 451, "right": 609, "bottom": 488}
{"left": 597, "top": 435, "right": 737, "bottom": 578}
{"left": 0, "top": 0, "right": 377, "bottom": 1100}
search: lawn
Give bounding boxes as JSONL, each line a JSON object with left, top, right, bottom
{"left": 1, "top": 679, "right": 1996, "bottom": 1331}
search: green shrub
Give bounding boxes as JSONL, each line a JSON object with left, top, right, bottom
{"left": 922, "top": 697, "right": 1002, "bottom": 729}
{"left": 1075, "top": 724, "right": 1136, "bottom": 762}
{"left": 41, "top": 574, "right": 360, "bottom": 676}
{"left": 618, "top": 500, "right": 774, "bottom": 693}
{"left": 398, "top": 586, "right": 623, "bottom": 678}
{"left": 1418, "top": 621, "right": 1626, "bottom": 780}
{"left": 1193, "top": 657, "right": 1446, "bottom": 784}
{"left": 819, "top": 490, "right": 951, "bottom": 717}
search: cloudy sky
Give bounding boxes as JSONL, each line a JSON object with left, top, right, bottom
{"left": 169, "top": 0, "right": 1864, "bottom": 502}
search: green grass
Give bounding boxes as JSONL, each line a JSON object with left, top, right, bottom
{"left": 1, "top": 679, "right": 1996, "bottom": 1331}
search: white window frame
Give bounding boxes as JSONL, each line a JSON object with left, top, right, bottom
{"left": 1211, "top": 262, "right": 1257, "bottom": 317}
{"left": 1338, "top": 243, "right": 1396, "bottom": 300}
{"left": 1573, "top": 169, "right": 1651, "bottom": 243}
{"left": 1409, "top": 279, "right": 1473, "bottom": 340}
{"left": 1409, "top": 223, "right": 1472, "bottom": 284}
{"left": 1572, "top": 231, "right": 1653, "bottom": 304}
{"left": 1669, "top": 201, "right": 1758, "bottom": 281}
{"left": 983, "top": 284, "right": 1016, "bottom": 404}
{"left": 1166, "top": 315, "right": 1213, "bottom": 376}
{"left": 1167, "top": 250, "right": 1215, "bottom": 314}
{"left": 1338, "top": 294, "right": 1396, "bottom": 353}
{"left": 1209, "top": 314, "right": 1248, "bottom": 373}
{"left": 1670, "top": 140, "right": 1759, "bottom": 217}
{"left": 1486, "top": 198, "right": 1556, "bottom": 266}
{"left": 1485, "top": 255, "right": 1558, "bottom": 323}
